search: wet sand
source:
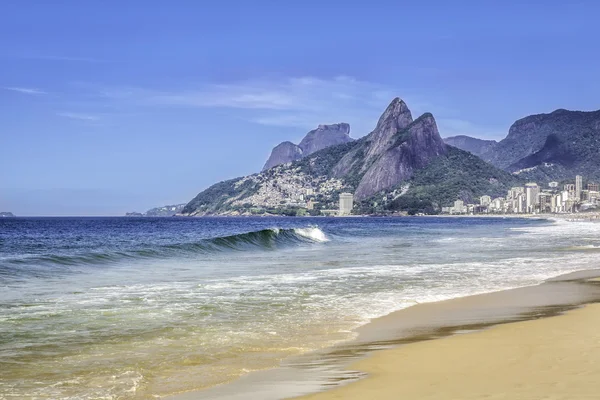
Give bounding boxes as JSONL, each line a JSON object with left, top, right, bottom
{"left": 171, "top": 270, "right": 600, "bottom": 399}
{"left": 297, "top": 270, "right": 600, "bottom": 400}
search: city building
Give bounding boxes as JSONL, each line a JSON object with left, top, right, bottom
{"left": 442, "top": 175, "right": 594, "bottom": 215}
{"left": 452, "top": 200, "right": 465, "bottom": 214}
{"left": 338, "top": 193, "right": 354, "bottom": 216}
{"left": 525, "top": 183, "right": 540, "bottom": 213}
{"left": 576, "top": 175, "right": 583, "bottom": 200}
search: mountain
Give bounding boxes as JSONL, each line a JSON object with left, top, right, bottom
{"left": 262, "top": 142, "right": 303, "bottom": 171}
{"left": 298, "top": 123, "right": 352, "bottom": 155}
{"left": 144, "top": 203, "right": 186, "bottom": 217}
{"left": 331, "top": 100, "right": 447, "bottom": 200}
{"left": 0, "top": 212, "right": 15, "bottom": 217}
{"left": 124, "top": 204, "right": 186, "bottom": 217}
{"left": 182, "top": 98, "right": 519, "bottom": 216}
{"left": 262, "top": 123, "right": 353, "bottom": 171}
{"left": 443, "top": 135, "right": 498, "bottom": 157}
{"left": 481, "top": 109, "right": 600, "bottom": 180}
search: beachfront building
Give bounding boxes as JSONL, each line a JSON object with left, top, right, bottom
{"left": 443, "top": 175, "right": 595, "bottom": 215}
{"left": 507, "top": 187, "right": 525, "bottom": 201}
{"left": 489, "top": 198, "right": 504, "bottom": 213}
{"left": 525, "top": 183, "right": 540, "bottom": 213}
{"left": 565, "top": 184, "right": 575, "bottom": 199}
{"left": 538, "top": 192, "right": 553, "bottom": 213}
{"left": 576, "top": 175, "right": 583, "bottom": 200}
{"left": 452, "top": 200, "right": 466, "bottom": 214}
{"left": 338, "top": 193, "right": 354, "bottom": 216}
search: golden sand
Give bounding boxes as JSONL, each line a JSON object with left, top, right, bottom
{"left": 298, "top": 303, "right": 600, "bottom": 400}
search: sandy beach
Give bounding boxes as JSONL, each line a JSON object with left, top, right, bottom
{"left": 171, "top": 270, "right": 600, "bottom": 400}
{"left": 298, "top": 276, "right": 600, "bottom": 400}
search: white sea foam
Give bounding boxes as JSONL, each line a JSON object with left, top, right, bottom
{"left": 293, "top": 227, "right": 329, "bottom": 242}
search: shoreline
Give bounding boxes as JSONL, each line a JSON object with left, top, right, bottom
{"left": 168, "top": 268, "right": 600, "bottom": 400}
{"left": 299, "top": 272, "right": 600, "bottom": 400}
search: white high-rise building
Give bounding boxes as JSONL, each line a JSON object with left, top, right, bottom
{"left": 576, "top": 175, "right": 583, "bottom": 201}
{"left": 453, "top": 200, "right": 465, "bottom": 214}
{"left": 480, "top": 195, "right": 491, "bottom": 206}
{"left": 525, "top": 183, "right": 540, "bottom": 213}
{"left": 338, "top": 193, "right": 354, "bottom": 216}
{"left": 517, "top": 193, "right": 526, "bottom": 213}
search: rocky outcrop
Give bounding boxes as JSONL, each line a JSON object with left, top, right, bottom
{"left": 262, "top": 141, "right": 303, "bottom": 171}
{"left": 332, "top": 98, "right": 413, "bottom": 178}
{"left": 443, "top": 135, "right": 497, "bottom": 157}
{"left": 364, "top": 98, "right": 414, "bottom": 161}
{"left": 353, "top": 113, "right": 447, "bottom": 199}
{"left": 332, "top": 98, "right": 445, "bottom": 200}
{"left": 262, "top": 124, "right": 352, "bottom": 171}
{"left": 0, "top": 212, "right": 15, "bottom": 217}
{"left": 298, "top": 123, "right": 352, "bottom": 155}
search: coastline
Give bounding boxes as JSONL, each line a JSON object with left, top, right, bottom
{"left": 299, "top": 273, "right": 600, "bottom": 400}
{"left": 169, "top": 269, "right": 600, "bottom": 400}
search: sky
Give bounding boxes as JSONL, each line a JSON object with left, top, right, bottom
{"left": 1, "top": 1, "right": 599, "bottom": 216}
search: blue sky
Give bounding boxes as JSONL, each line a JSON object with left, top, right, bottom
{"left": 1, "top": 1, "right": 599, "bottom": 215}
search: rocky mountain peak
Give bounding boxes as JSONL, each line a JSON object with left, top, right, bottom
{"left": 353, "top": 112, "right": 446, "bottom": 199}
{"left": 362, "top": 97, "right": 414, "bottom": 163}
{"left": 298, "top": 123, "right": 352, "bottom": 155}
{"left": 262, "top": 141, "right": 303, "bottom": 171}
{"left": 315, "top": 123, "right": 350, "bottom": 133}
{"left": 375, "top": 97, "right": 413, "bottom": 132}
{"left": 262, "top": 124, "right": 353, "bottom": 171}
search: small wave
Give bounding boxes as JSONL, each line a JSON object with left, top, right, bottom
{"left": 559, "top": 245, "right": 600, "bottom": 251}
{"left": 0, "top": 227, "right": 329, "bottom": 275}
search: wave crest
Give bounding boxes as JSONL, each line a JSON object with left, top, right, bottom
{"left": 0, "top": 227, "right": 329, "bottom": 275}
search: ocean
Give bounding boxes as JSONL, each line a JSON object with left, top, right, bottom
{"left": 1, "top": 216, "right": 599, "bottom": 399}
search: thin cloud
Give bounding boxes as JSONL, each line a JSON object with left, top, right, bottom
{"left": 98, "top": 76, "right": 403, "bottom": 135}
{"left": 94, "top": 76, "right": 503, "bottom": 138}
{"left": 57, "top": 112, "right": 100, "bottom": 121}
{"left": 3, "top": 87, "right": 47, "bottom": 95}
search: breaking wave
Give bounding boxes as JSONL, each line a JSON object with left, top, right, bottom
{"left": 0, "top": 227, "right": 329, "bottom": 277}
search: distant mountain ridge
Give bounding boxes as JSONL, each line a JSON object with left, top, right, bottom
{"left": 125, "top": 204, "right": 186, "bottom": 217}
{"left": 0, "top": 212, "right": 15, "bottom": 217}
{"left": 443, "top": 135, "right": 498, "bottom": 157}
{"left": 262, "top": 123, "right": 353, "bottom": 171}
{"left": 181, "top": 98, "right": 518, "bottom": 216}
{"left": 480, "top": 108, "right": 600, "bottom": 181}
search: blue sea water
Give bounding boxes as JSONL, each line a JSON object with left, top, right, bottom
{"left": 1, "top": 216, "right": 599, "bottom": 399}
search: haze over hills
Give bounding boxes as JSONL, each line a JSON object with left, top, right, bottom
{"left": 181, "top": 98, "right": 518, "bottom": 216}
{"left": 443, "top": 136, "right": 498, "bottom": 158}
{"left": 262, "top": 123, "right": 353, "bottom": 171}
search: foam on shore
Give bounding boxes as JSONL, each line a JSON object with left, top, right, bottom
{"left": 170, "top": 269, "right": 600, "bottom": 399}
